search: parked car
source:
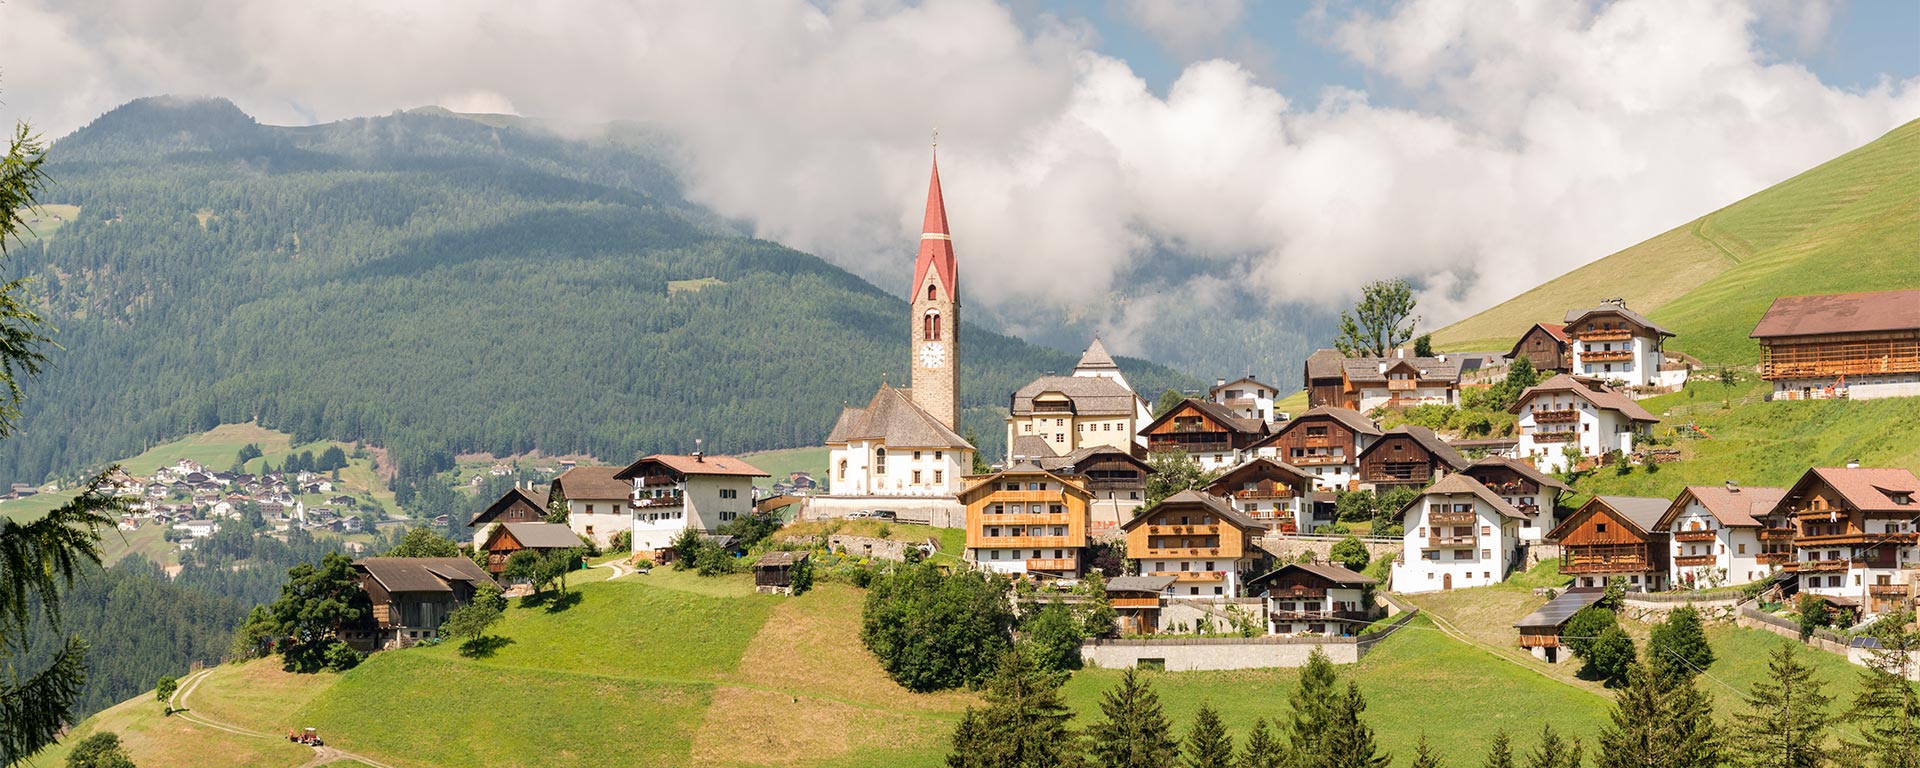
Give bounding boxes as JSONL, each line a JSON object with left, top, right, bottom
{"left": 846, "top": 511, "right": 871, "bottom": 519}
{"left": 870, "top": 510, "right": 897, "bottom": 521}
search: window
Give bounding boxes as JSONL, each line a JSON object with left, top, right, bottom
{"left": 926, "top": 284, "right": 937, "bottom": 301}
{"left": 912, "top": 470, "right": 922, "bottom": 483}
{"left": 586, "top": 504, "right": 595, "bottom": 513}
{"left": 1481, "top": 526, "right": 1491, "bottom": 535}
{"left": 1453, "top": 550, "right": 1471, "bottom": 560}
{"left": 1596, "top": 523, "right": 1608, "bottom": 534}
{"left": 837, "top": 460, "right": 847, "bottom": 480}
{"left": 923, "top": 310, "right": 942, "bottom": 340}
{"left": 1481, "top": 549, "right": 1490, "bottom": 559}
{"left": 913, "top": 450, "right": 923, "bottom": 460}
{"left": 874, "top": 448, "right": 887, "bottom": 474}
{"left": 934, "top": 470, "right": 943, "bottom": 484}
{"left": 1214, "top": 586, "right": 1224, "bottom": 595}
{"left": 1055, "top": 434, "right": 1065, "bottom": 443}
{"left": 989, "top": 550, "right": 1000, "bottom": 560}
{"left": 934, "top": 451, "right": 944, "bottom": 460}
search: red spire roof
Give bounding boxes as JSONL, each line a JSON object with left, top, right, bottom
{"left": 913, "top": 152, "right": 958, "bottom": 301}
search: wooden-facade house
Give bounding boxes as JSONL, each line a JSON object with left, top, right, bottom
{"left": 1548, "top": 496, "right": 1671, "bottom": 591}
{"left": 1356, "top": 424, "right": 1470, "bottom": 488}
{"left": 1105, "top": 575, "right": 1176, "bottom": 635}
{"left": 1122, "top": 490, "right": 1268, "bottom": 598}
{"left": 1508, "top": 323, "right": 1572, "bottom": 374}
{"left": 1750, "top": 289, "right": 1920, "bottom": 401}
{"left": 1139, "top": 398, "right": 1268, "bottom": 472}
{"left": 1034, "top": 445, "right": 1156, "bottom": 534}
{"left": 1773, "top": 466, "right": 1920, "bottom": 616}
{"left": 480, "top": 522, "right": 586, "bottom": 578}
{"left": 1204, "top": 457, "right": 1315, "bottom": 533}
{"left": 1246, "top": 406, "right": 1381, "bottom": 493}
{"left": 349, "top": 557, "right": 497, "bottom": 650}
{"left": 1303, "top": 349, "right": 1347, "bottom": 409}
{"left": 1246, "top": 562, "right": 1379, "bottom": 636}
{"left": 1460, "top": 455, "right": 1570, "bottom": 542}
{"left": 467, "top": 485, "right": 549, "bottom": 551}
{"left": 959, "top": 464, "right": 1093, "bottom": 579}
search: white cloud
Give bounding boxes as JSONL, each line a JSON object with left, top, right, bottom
{"left": 1117, "top": 0, "right": 1246, "bottom": 57}
{"left": 0, "top": 0, "right": 1915, "bottom": 357}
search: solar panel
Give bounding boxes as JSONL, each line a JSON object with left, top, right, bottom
{"left": 1513, "top": 588, "right": 1606, "bottom": 629}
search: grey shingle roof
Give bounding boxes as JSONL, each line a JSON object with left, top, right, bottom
{"left": 1340, "top": 356, "right": 1463, "bottom": 384}
{"left": 1304, "top": 349, "right": 1346, "bottom": 381}
{"left": 493, "top": 522, "right": 586, "bottom": 550}
{"left": 1106, "top": 575, "right": 1176, "bottom": 593}
{"left": 1406, "top": 474, "right": 1527, "bottom": 520}
{"left": 1075, "top": 338, "right": 1119, "bottom": 370}
{"left": 824, "top": 384, "right": 974, "bottom": 449}
{"left": 1595, "top": 496, "right": 1672, "bottom": 534}
{"left": 1010, "top": 375, "right": 1140, "bottom": 417}
{"left": 551, "top": 466, "right": 631, "bottom": 501}
{"left": 1465, "top": 455, "right": 1571, "bottom": 492}
{"left": 1563, "top": 304, "right": 1673, "bottom": 336}
{"left": 355, "top": 557, "right": 495, "bottom": 593}
{"left": 1009, "top": 435, "right": 1059, "bottom": 460}
{"left": 1361, "top": 425, "right": 1471, "bottom": 471}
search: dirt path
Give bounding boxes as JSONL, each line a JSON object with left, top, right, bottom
{"left": 168, "top": 668, "right": 400, "bottom": 768}
{"left": 590, "top": 558, "right": 630, "bottom": 579}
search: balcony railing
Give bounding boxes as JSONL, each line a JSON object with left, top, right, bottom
{"left": 1672, "top": 530, "right": 1719, "bottom": 542}
{"left": 1561, "top": 551, "right": 1651, "bottom": 574}
{"left": 1112, "top": 596, "right": 1161, "bottom": 609}
{"left": 978, "top": 512, "right": 1072, "bottom": 526}
{"left": 1757, "top": 528, "right": 1796, "bottom": 541}
{"left": 1581, "top": 349, "right": 1635, "bottom": 362}
{"left": 1756, "top": 552, "right": 1792, "bottom": 565}
{"left": 1147, "top": 524, "right": 1220, "bottom": 536}
{"left": 1786, "top": 559, "right": 1851, "bottom": 573}
{"left": 1221, "top": 397, "right": 1258, "bottom": 409}
{"left": 1290, "top": 455, "right": 1346, "bottom": 466}
{"left": 1272, "top": 609, "right": 1370, "bottom": 622}
{"left": 1483, "top": 482, "right": 1540, "bottom": 496}
{"left": 1530, "top": 430, "right": 1578, "bottom": 443}
{"left": 1429, "top": 511, "right": 1477, "bottom": 526}
{"left": 1575, "top": 329, "right": 1634, "bottom": 341}
{"left": 1867, "top": 584, "right": 1911, "bottom": 598}
{"left": 1147, "top": 570, "right": 1228, "bottom": 582}
{"left": 1428, "top": 535, "right": 1479, "bottom": 548}
{"left": 1532, "top": 408, "right": 1579, "bottom": 424}
{"left": 633, "top": 495, "right": 685, "bottom": 508}
{"left": 1142, "top": 547, "right": 1224, "bottom": 558}
{"left": 1026, "top": 558, "right": 1078, "bottom": 571}
{"left": 974, "top": 535, "right": 1076, "bottom": 549}
{"left": 1673, "top": 554, "right": 1717, "bottom": 567}
{"left": 1265, "top": 586, "right": 1328, "bottom": 599}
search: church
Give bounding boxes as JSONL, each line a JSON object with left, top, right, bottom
{"left": 809, "top": 152, "right": 977, "bottom": 527}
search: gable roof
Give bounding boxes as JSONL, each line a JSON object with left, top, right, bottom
{"left": 1548, "top": 495, "right": 1669, "bottom": 540}
{"left": 1246, "top": 562, "right": 1378, "bottom": 590}
{"left": 1304, "top": 349, "right": 1346, "bottom": 382}
{"left": 1121, "top": 489, "right": 1263, "bottom": 532}
{"left": 1510, "top": 374, "right": 1657, "bottom": 422}
{"left": 1269, "top": 406, "right": 1382, "bottom": 441}
{"left": 957, "top": 467, "right": 1089, "bottom": 499}
{"left": 1359, "top": 425, "right": 1470, "bottom": 471}
{"left": 753, "top": 550, "right": 810, "bottom": 567}
{"left": 1106, "top": 575, "right": 1177, "bottom": 593}
{"left": 486, "top": 521, "right": 586, "bottom": 551}
{"left": 1075, "top": 338, "right": 1119, "bottom": 371}
{"left": 1209, "top": 376, "right": 1279, "bottom": 397}
{"left": 1140, "top": 398, "right": 1268, "bottom": 438}
{"left": 1749, "top": 289, "right": 1920, "bottom": 338}
{"left": 551, "top": 466, "right": 631, "bottom": 501}
{"left": 1657, "top": 485, "right": 1786, "bottom": 530}
{"left": 1205, "top": 457, "right": 1315, "bottom": 492}
{"left": 469, "top": 486, "right": 549, "bottom": 526}
{"left": 1341, "top": 356, "right": 1463, "bottom": 385}
{"left": 1464, "top": 455, "right": 1571, "bottom": 492}
{"left": 1011, "top": 375, "right": 1141, "bottom": 417}
{"left": 614, "top": 453, "right": 768, "bottom": 480}
{"left": 1507, "top": 323, "right": 1570, "bottom": 358}
{"left": 823, "top": 384, "right": 973, "bottom": 449}
{"left": 1010, "top": 434, "right": 1059, "bottom": 460}
{"left": 354, "top": 557, "right": 495, "bottom": 593}
{"left": 1563, "top": 304, "right": 1673, "bottom": 336}
{"left": 1786, "top": 467, "right": 1920, "bottom": 514}
{"left": 1403, "top": 474, "right": 1527, "bottom": 520}
{"left": 1035, "top": 444, "right": 1153, "bottom": 475}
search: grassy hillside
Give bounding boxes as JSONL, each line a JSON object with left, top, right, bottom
{"left": 1434, "top": 118, "right": 1920, "bottom": 363}
{"left": 45, "top": 551, "right": 1883, "bottom": 768}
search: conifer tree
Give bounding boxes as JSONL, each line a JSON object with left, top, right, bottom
{"left": 1184, "top": 703, "right": 1235, "bottom": 768}
{"left": 1648, "top": 605, "right": 1714, "bottom": 681}
{"left": 945, "top": 651, "right": 1084, "bottom": 768}
{"left": 1285, "top": 648, "right": 1341, "bottom": 759}
{"left": 1238, "top": 718, "right": 1289, "bottom": 768}
{"left": 1410, "top": 734, "right": 1443, "bottom": 768}
{"left": 1731, "top": 642, "right": 1833, "bottom": 767}
{"left": 1086, "top": 668, "right": 1178, "bottom": 768}
{"left": 1596, "top": 661, "right": 1722, "bottom": 768}
{"left": 1484, "top": 730, "right": 1515, "bottom": 768}
{"left": 1522, "top": 724, "right": 1581, "bottom": 768}
{"left": 1319, "top": 682, "right": 1390, "bottom": 768}
{"left": 1845, "top": 628, "right": 1920, "bottom": 768}
{"left": 1585, "top": 625, "right": 1637, "bottom": 687}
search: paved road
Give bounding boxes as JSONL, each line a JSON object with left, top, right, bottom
{"left": 168, "top": 668, "right": 399, "bottom": 768}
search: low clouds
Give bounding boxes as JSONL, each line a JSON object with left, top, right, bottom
{"left": 1, "top": 0, "right": 1915, "bottom": 356}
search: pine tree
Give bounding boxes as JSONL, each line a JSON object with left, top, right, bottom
{"left": 1238, "top": 718, "right": 1290, "bottom": 768}
{"left": 1184, "top": 703, "right": 1235, "bottom": 768}
{"left": 1484, "top": 730, "right": 1515, "bottom": 768}
{"left": 944, "top": 651, "right": 1084, "bottom": 768}
{"left": 1086, "top": 668, "right": 1178, "bottom": 768}
{"left": 1648, "top": 605, "right": 1714, "bottom": 681}
{"left": 1731, "top": 642, "right": 1832, "bottom": 768}
{"left": 1523, "top": 723, "right": 1580, "bottom": 768}
{"left": 1319, "top": 681, "right": 1390, "bottom": 768}
{"left": 1410, "top": 734, "right": 1444, "bottom": 768}
{"left": 1845, "top": 628, "right": 1920, "bottom": 768}
{"left": 1596, "top": 661, "right": 1723, "bottom": 768}
{"left": 1285, "top": 648, "right": 1341, "bottom": 759}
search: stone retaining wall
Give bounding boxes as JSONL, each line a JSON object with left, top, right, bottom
{"left": 1081, "top": 607, "right": 1419, "bottom": 672}
{"left": 1618, "top": 593, "right": 1742, "bottom": 624}
{"left": 1255, "top": 535, "right": 1399, "bottom": 565}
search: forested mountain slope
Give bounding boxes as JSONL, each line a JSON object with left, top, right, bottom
{"left": 2, "top": 96, "right": 1193, "bottom": 487}
{"left": 1433, "top": 117, "right": 1920, "bottom": 362}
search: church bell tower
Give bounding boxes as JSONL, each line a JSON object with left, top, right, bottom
{"left": 910, "top": 151, "right": 961, "bottom": 431}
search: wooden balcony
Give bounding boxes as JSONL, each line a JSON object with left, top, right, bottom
{"left": 1482, "top": 482, "right": 1539, "bottom": 496}
{"left": 1529, "top": 430, "right": 1578, "bottom": 443}
{"left": 1265, "top": 585, "right": 1328, "bottom": 599}
{"left": 1150, "top": 438, "right": 1231, "bottom": 454}
{"left": 1785, "top": 559, "right": 1851, "bottom": 573}
{"left": 1575, "top": 329, "right": 1634, "bottom": 342}
{"left": 978, "top": 512, "right": 1072, "bottom": 526}
{"left": 1797, "top": 532, "right": 1920, "bottom": 546}
{"left": 1581, "top": 349, "right": 1635, "bottom": 362}
{"left": 1147, "top": 524, "right": 1220, "bottom": 536}
{"left": 1147, "top": 570, "right": 1228, "bottom": 583}
{"left": 1300, "top": 436, "right": 1334, "bottom": 448}
{"left": 1273, "top": 609, "right": 1370, "bottom": 622}
{"left": 1221, "top": 397, "right": 1258, "bottom": 409}
{"left": 1236, "top": 490, "right": 1297, "bottom": 500}
{"left": 1112, "top": 596, "right": 1161, "bottom": 609}
{"left": 1026, "top": 558, "right": 1078, "bottom": 571}
{"left": 1867, "top": 584, "right": 1912, "bottom": 598}
{"left": 1532, "top": 408, "right": 1579, "bottom": 424}
{"left": 1760, "top": 340, "right": 1920, "bottom": 380}
{"left": 633, "top": 495, "right": 684, "bottom": 508}
{"left": 1367, "top": 463, "right": 1432, "bottom": 483}
{"left": 1673, "top": 554, "right": 1717, "bottom": 567}
{"left": 1142, "top": 547, "right": 1225, "bottom": 558}
{"left": 980, "top": 490, "right": 1070, "bottom": 504}
{"left": 974, "top": 535, "right": 1076, "bottom": 549}
{"left": 1386, "top": 379, "right": 1418, "bottom": 391}
{"left": 1290, "top": 454, "right": 1346, "bottom": 466}
{"left": 1757, "top": 528, "right": 1796, "bottom": 542}
{"left": 1756, "top": 552, "right": 1792, "bottom": 565}
{"left": 1561, "top": 547, "right": 1651, "bottom": 574}
{"left": 1672, "top": 530, "right": 1719, "bottom": 543}
{"left": 1428, "top": 535, "right": 1478, "bottom": 548}
{"left": 1429, "top": 511, "right": 1478, "bottom": 526}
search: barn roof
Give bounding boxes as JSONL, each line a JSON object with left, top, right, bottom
{"left": 354, "top": 557, "right": 495, "bottom": 593}
{"left": 469, "top": 486, "right": 549, "bottom": 526}
{"left": 551, "top": 466, "right": 631, "bottom": 501}
{"left": 1749, "top": 289, "right": 1920, "bottom": 338}
{"left": 488, "top": 522, "right": 586, "bottom": 551}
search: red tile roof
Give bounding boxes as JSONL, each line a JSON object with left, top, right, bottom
{"left": 1749, "top": 289, "right": 1920, "bottom": 338}
{"left": 1657, "top": 485, "right": 1786, "bottom": 529}
{"left": 1802, "top": 467, "right": 1920, "bottom": 513}
{"left": 615, "top": 453, "right": 769, "bottom": 480}
{"left": 913, "top": 152, "right": 959, "bottom": 300}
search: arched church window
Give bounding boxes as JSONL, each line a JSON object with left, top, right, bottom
{"left": 875, "top": 448, "right": 888, "bottom": 474}
{"left": 838, "top": 459, "right": 848, "bottom": 480}
{"left": 924, "top": 310, "right": 942, "bottom": 341}
{"left": 927, "top": 284, "right": 937, "bottom": 301}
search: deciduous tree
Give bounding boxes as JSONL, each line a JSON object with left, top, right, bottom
{"left": 1333, "top": 279, "right": 1419, "bottom": 358}
{"left": 863, "top": 563, "right": 1014, "bottom": 692}
{"left": 1330, "top": 536, "right": 1370, "bottom": 573}
{"left": 261, "top": 552, "right": 368, "bottom": 673}
{"left": 1144, "top": 451, "right": 1219, "bottom": 508}
{"left": 154, "top": 676, "right": 177, "bottom": 715}
{"left": 442, "top": 582, "right": 507, "bottom": 656}
{"left": 63, "top": 731, "right": 135, "bottom": 768}
{"left": 385, "top": 526, "right": 459, "bottom": 558}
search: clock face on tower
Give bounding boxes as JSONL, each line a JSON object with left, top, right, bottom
{"left": 919, "top": 341, "right": 946, "bottom": 369}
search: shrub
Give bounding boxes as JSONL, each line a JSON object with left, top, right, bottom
{"left": 1020, "top": 603, "right": 1085, "bottom": 674}
{"left": 1563, "top": 606, "right": 1618, "bottom": 659}
{"left": 1330, "top": 536, "right": 1371, "bottom": 572}
{"left": 610, "top": 529, "right": 632, "bottom": 552}
{"left": 1648, "top": 605, "right": 1713, "bottom": 680}
{"left": 64, "top": 731, "right": 135, "bottom": 768}
{"left": 322, "top": 640, "right": 363, "bottom": 672}
{"left": 1795, "top": 592, "right": 1831, "bottom": 640}
{"left": 789, "top": 555, "right": 815, "bottom": 595}
{"left": 695, "top": 543, "right": 738, "bottom": 576}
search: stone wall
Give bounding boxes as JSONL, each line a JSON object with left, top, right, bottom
{"left": 1618, "top": 593, "right": 1742, "bottom": 624}
{"left": 1255, "top": 535, "right": 1399, "bottom": 565}
{"left": 826, "top": 534, "right": 920, "bottom": 562}
{"left": 1156, "top": 598, "right": 1265, "bottom": 634}
{"left": 1081, "top": 607, "right": 1420, "bottom": 672}
{"left": 799, "top": 495, "right": 966, "bottom": 528}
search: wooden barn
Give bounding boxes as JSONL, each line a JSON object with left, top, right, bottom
{"left": 480, "top": 522, "right": 586, "bottom": 577}
{"left": 1547, "top": 496, "right": 1671, "bottom": 591}
{"left": 1356, "top": 424, "right": 1470, "bottom": 488}
{"left": 349, "top": 557, "right": 497, "bottom": 650}
{"left": 1104, "top": 575, "right": 1175, "bottom": 635}
{"left": 1508, "top": 323, "right": 1571, "bottom": 373}
{"left": 752, "top": 550, "right": 810, "bottom": 594}
{"left": 1139, "top": 398, "right": 1269, "bottom": 471}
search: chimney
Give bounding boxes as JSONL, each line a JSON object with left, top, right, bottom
{"left": 1217, "top": 378, "right": 1226, "bottom": 387}
{"left": 694, "top": 438, "right": 705, "bottom": 462}
{"left": 1396, "top": 348, "right": 1406, "bottom": 359}
{"left": 1377, "top": 362, "right": 1388, "bottom": 375}
{"left": 1846, "top": 459, "right": 1860, "bottom": 469}
{"left": 1726, "top": 480, "right": 1739, "bottom": 493}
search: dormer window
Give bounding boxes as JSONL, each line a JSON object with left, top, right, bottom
{"left": 1892, "top": 492, "right": 1913, "bottom": 506}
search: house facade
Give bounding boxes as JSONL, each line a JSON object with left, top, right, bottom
{"left": 960, "top": 466, "right": 1092, "bottom": 578}
{"left": 1508, "top": 323, "right": 1571, "bottom": 374}
{"left": 467, "top": 486, "right": 548, "bottom": 551}
{"left": 1209, "top": 376, "right": 1284, "bottom": 425}
{"left": 1392, "top": 475, "right": 1528, "bottom": 593}
{"left": 1549, "top": 496, "right": 1671, "bottom": 591}
{"left": 614, "top": 453, "right": 768, "bottom": 554}
{"left": 1006, "top": 343, "right": 1149, "bottom": 462}
{"left": 349, "top": 557, "right": 497, "bottom": 650}
{"left": 1204, "top": 457, "right": 1315, "bottom": 533}
{"left": 1657, "top": 483, "right": 1785, "bottom": 590}
{"left": 549, "top": 465, "right": 632, "bottom": 549}
{"left": 1460, "top": 455, "right": 1569, "bottom": 542}
{"left": 1032, "top": 446, "right": 1154, "bottom": 535}
{"left": 1139, "top": 398, "right": 1268, "bottom": 472}
{"left": 1105, "top": 575, "right": 1176, "bottom": 635}
{"left": 1355, "top": 424, "right": 1469, "bottom": 489}
{"left": 1337, "top": 355, "right": 1462, "bottom": 412}
{"left": 1247, "top": 406, "right": 1381, "bottom": 492}
{"left": 1751, "top": 289, "right": 1920, "bottom": 402}
{"left": 1510, "top": 374, "right": 1658, "bottom": 473}
{"left": 1563, "top": 301, "right": 1677, "bottom": 388}
{"left": 1247, "top": 563, "right": 1379, "bottom": 636}
{"left": 480, "top": 522, "right": 587, "bottom": 578}
{"left": 1122, "top": 490, "right": 1268, "bottom": 598}
{"left": 1776, "top": 466, "right": 1920, "bottom": 617}
{"left": 1303, "top": 349, "right": 1347, "bottom": 409}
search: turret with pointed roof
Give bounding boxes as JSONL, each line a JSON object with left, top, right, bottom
{"left": 910, "top": 151, "right": 961, "bottom": 430}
